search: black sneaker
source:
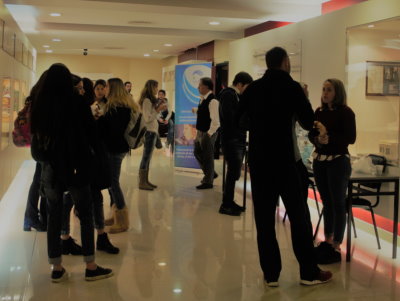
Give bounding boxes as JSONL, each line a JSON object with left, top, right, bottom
{"left": 51, "top": 268, "right": 68, "bottom": 283}
{"left": 317, "top": 247, "right": 341, "bottom": 264}
{"left": 219, "top": 204, "right": 242, "bottom": 216}
{"left": 214, "top": 172, "right": 218, "bottom": 179}
{"left": 97, "top": 233, "right": 120, "bottom": 254}
{"left": 264, "top": 280, "right": 279, "bottom": 288}
{"left": 300, "top": 270, "right": 332, "bottom": 286}
{"left": 196, "top": 183, "right": 213, "bottom": 190}
{"left": 62, "top": 237, "right": 83, "bottom": 255}
{"left": 85, "top": 266, "right": 113, "bottom": 281}
{"left": 232, "top": 202, "right": 245, "bottom": 212}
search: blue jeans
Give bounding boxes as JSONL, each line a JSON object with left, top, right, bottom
{"left": 41, "top": 162, "right": 95, "bottom": 264}
{"left": 24, "top": 162, "right": 47, "bottom": 227}
{"left": 313, "top": 155, "right": 351, "bottom": 244}
{"left": 140, "top": 131, "right": 157, "bottom": 170}
{"left": 109, "top": 152, "right": 127, "bottom": 210}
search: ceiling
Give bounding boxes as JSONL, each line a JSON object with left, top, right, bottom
{"left": 4, "top": 0, "right": 329, "bottom": 59}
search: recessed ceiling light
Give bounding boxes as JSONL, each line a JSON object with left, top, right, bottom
{"left": 45, "top": 49, "right": 53, "bottom": 53}
{"left": 144, "top": 53, "right": 150, "bottom": 57}
{"left": 173, "top": 289, "right": 182, "bottom": 294}
{"left": 49, "top": 13, "right": 61, "bottom": 17}
{"left": 367, "top": 24, "right": 375, "bottom": 28}
{"left": 52, "top": 38, "right": 61, "bottom": 42}
{"left": 43, "top": 45, "right": 50, "bottom": 48}
{"left": 209, "top": 21, "right": 220, "bottom": 25}
{"left": 153, "top": 49, "right": 159, "bottom": 52}
{"left": 158, "top": 262, "right": 166, "bottom": 266}
{"left": 164, "top": 43, "right": 172, "bottom": 47}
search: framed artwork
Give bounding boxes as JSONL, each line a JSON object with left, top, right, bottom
{"left": 366, "top": 61, "right": 400, "bottom": 96}
{"left": 15, "top": 38, "right": 23, "bottom": 62}
{"left": 1, "top": 78, "right": 12, "bottom": 150}
{"left": 2, "top": 23, "right": 15, "bottom": 57}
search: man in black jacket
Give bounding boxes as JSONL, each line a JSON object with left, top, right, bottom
{"left": 219, "top": 72, "right": 253, "bottom": 216}
{"left": 238, "top": 47, "right": 332, "bottom": 286}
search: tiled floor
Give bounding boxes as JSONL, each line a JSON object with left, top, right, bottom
{"left": 0, "top": 147, "right": 399, "bottom": 300}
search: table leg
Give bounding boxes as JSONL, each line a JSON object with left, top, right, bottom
{"left": 393, "top": 180, "right": 399, "bottom": 259}
{"left": 346, "top": 181, "right": 353, "bottom": 262}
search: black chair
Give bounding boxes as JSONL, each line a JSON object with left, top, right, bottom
{"left": 313, "top": 154, "right": 386, "bottom": 249}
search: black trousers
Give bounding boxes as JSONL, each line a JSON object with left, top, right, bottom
{"left": 221, "top": 139, "right": 245, "bottom": 205}
{"left": 249, "top": 159, "right": 319, "bottom": 282}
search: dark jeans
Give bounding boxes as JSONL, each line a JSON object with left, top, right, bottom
{"left": 41, "top": 162, "right": 95, "bottom": 264}
{"left": 194, "top": 131, "right": 217, "bottom": 185}
{"left": 221, "top": 139, "right": 245, "bottom": 205}
{"left": 140, "top": 131, "right": 157, "bottom": 170}
{"left": 313, "top": 155, "right": 351, "bottom": 244}
{"left": 24, "top": 162, "right": 47, "bottom": 227}
{"left": 109, "top": 152, "right": 127, "bottom": 209}
{"left": 61, "top": 188, "right": 105, "bottom": 234}
{"left": 249, "top": 160, "right": 319, "bottom": 282}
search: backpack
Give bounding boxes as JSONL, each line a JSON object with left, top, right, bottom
{"left": 124, "top": 111, "right": 147, "bottom": 149}
{"left": 12, "top": 100, "right": 32, "bottom": 147}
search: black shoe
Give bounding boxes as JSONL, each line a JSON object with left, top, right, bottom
{"left": 155, "top": 137, "right": 163, "bottom": 149}
{"left": 300, "top": 270, "right": 333, "bottom": 285}
{"left": 97, "top": 233, "right": 120, "bottom": 254}
{"left": 51, "top": 268, "right": 68, "bottom": 283}
{"left": 317, "top": 247, "right": 341, "bottom": 264}
{"left": 214, "top": 172, "right": 218, "bottom": 179}
{"left": 232, "top": 202, "right": 245, "bottom": 212}
{"left": 85, "top": 266, "right": 113, "bottom": 281}
{"left": 196, "top": 183, "right": 213, "bottom": 190}
{"left": 62, "top": 237, "right": 83, "bottom": 255}
{"left": 219, "top": 204, "right": 242, "bottom": 216}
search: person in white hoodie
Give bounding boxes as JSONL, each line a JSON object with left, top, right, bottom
{"left": 138, "top": 80, "right": 167, "bottom": 190}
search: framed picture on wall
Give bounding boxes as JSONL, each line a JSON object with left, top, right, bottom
{"left": 2, "top": 23, "right": 15, "bottom": 57}
{"left": 366, "top": 61, "right": 400, "bottom": 96}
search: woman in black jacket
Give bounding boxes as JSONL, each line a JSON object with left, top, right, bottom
{"left": 30, "top": 63, "right": 113, "bottom": 282}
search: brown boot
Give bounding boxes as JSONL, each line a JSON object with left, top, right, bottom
{"left": 146, "top": 169, "right": 157, "bottom": 188}
{"left": 139, "top": 169, "right": 154, "bottom": 190}
{"left": 108, "top": 207, "right": 129, "bottom": 234}
{"left": 104, "top": 204, "right": 116, "bottom": 226}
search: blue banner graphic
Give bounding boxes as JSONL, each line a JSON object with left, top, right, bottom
{"left": 174, "top": 63, "right": 212, "bottom": 169}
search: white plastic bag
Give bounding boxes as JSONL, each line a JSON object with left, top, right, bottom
{"left": 352, "top": 155, "right": 378, "bottom": 175}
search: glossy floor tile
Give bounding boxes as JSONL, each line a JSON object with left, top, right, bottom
{"left": 0, "top": 147, "right": 400, "bottom": 300}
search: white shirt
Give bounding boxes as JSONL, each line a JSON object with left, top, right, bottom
{"left": 200, "top": 91, "right": 220, "bottom": 136}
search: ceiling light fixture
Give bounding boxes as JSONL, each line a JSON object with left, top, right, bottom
{"left": 144, "top": 53, "right": 150, "bottom": 57}
{"left": 164, "top": 43, "right": 172, "bottom": 47}
{"left": 367, "top": 24, "right": 375, "bottom": 28}
{"left": 209, "top": 21, "right": 220, "bottom": 25}
{"left": 49, "top": 13, "right": 61, "bottom": 17}
{"left": 153, "top": 49, "right": 159, "bottom": 52}
{"left": 52, "top": 38, "right": 61, "bottom": 42}
{"left": 43, "top": 45, "right": 50, "bottom": 48}
{"left": 45, "top": 49, "right": 53, "bottom": 53}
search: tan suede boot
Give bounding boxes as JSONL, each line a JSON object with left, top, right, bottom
{"left": 139, "top": 169, "right": 154, "bottom": 190}
{"left": 108, "top": 207, "right": 129, "bottom": 233}
{"left": 146, "top": 169, "right": 157, "bottom": 188}
{"left": 104, "top": 204, "right": 116, "bottom": 226}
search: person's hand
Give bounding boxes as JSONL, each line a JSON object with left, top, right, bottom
{"left": 318, "top": 134, "right": 329, "bottom": 145}
{"left": 90, "top": 102, "right": 102, "bottom": 120}
{"left": 300, "top": 82, "right": 309, "bottom": 98}
{"left": 163, "top": 120, "right": 168, "bottom": 125}
{"left": 314, "top": 121, "right": 327, "bottom": 136}
{"left": 192, "top": 107, "right": 198, "bottom": 114}
{"left": 156, "top": 103, "right": 167, "bottom": 113}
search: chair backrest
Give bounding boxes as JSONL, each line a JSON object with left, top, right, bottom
{"left": 357, "top": 154, "right": 387, "bottom": 207}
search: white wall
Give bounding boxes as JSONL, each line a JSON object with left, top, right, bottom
{"left": 229, "top": 0, "right": 400, "bottom": 157}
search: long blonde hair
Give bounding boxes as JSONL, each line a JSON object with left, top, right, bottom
{"left": 105, "top": 77, "right": 139, "bottom": 114}
{"left": 138, "top": 79, "right": 158, "bottom": 107}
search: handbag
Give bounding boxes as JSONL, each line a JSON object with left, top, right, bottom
{"left": 12, "top": 100, "right": 32, "bottom": 147}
